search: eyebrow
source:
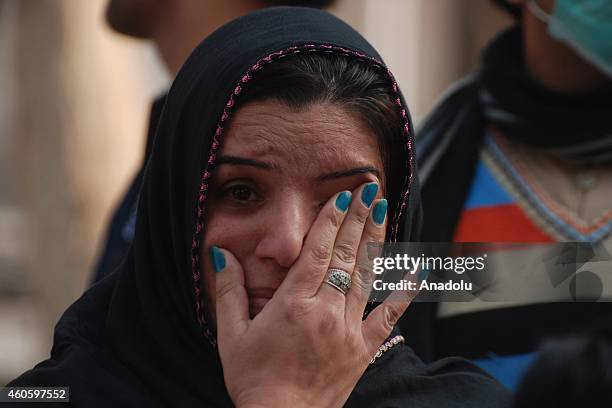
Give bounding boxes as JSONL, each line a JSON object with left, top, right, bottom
{"left": 315, "top": 166, "right": 381, "bottom": 182}
{"left": 215, "top": 155, "right": 276, "bottom": 170}
{"left": 215, "top": 155, "right": 380, "bottom": 180}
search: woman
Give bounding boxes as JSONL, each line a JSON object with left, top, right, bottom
{"left": 8, "top": 7, "right": 509, "bottom": 407}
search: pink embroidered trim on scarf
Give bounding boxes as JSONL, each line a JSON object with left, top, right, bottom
{"left": 190, "top": 44, "right": 415, "bottom": 347}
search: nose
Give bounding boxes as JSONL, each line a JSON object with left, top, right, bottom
{"left": 253, "top": 193, "right": 313, "bottom": 268}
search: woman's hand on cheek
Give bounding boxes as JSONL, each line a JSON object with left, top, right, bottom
{"left": 213, "top": 183, "right": 409, "bottom": 408}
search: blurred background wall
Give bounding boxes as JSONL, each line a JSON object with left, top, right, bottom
{"left": 0, "top": 0, "right": 512, "bottom": 384}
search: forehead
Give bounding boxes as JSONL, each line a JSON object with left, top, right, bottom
{"left": 220, "top": 100, "right": 383, "bottom": 174}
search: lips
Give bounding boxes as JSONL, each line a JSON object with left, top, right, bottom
{"left": 246, "top": 287, "right": 276, "bottom": 318}
{"left": 248, "top": 297, "right": 271, "bottom": 317}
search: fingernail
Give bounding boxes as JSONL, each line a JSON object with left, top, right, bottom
{"left": 335, "top": 191, "right": 352, "bottom": 212}
{"left": 210, "top": 246, "right": 226, "bottom": 273}
{"left": 373, "top": 199, "right": 387, "bottom": 225}
{"left": 361, "top": 183, "right": 378, "bottom": 207}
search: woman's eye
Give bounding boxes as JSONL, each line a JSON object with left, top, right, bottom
{"left": 226, "top": 185, "right": 258, "bottom": 202}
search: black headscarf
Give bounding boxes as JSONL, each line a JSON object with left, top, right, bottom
{"left": 9, "top": 7, "right": 510, "bottom": 408}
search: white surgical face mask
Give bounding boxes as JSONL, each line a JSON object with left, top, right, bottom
{"left": 527, "top": 0, "right": 612, "bottom": 78}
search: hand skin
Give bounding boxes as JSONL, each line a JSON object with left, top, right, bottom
{"left": 213, "top": 183, "right": 410, "bottom": 408}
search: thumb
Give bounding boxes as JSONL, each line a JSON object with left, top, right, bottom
{"left": 211, "top": 246, "right": 249, "bottom": 341}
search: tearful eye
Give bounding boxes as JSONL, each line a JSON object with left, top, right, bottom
{"left": 228, "top": 185, "right": 256, "bottom": 202}
{"left": 215, "top": 181, "right": 263, "bottom": 210}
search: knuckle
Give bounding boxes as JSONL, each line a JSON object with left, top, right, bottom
{"left": 350, "top": 210, "right": 368, "bottom": 227}
{"left": 215, "top": 279, "right": 236, "bottom": 299}
{"left": 350, "top": 280, "right": 370, "bottom": 302}
{"left": 333, "top": 241, "right": 357, "bottom": 265}
{"left": 365, "top": 241, "right": 383, "bottom": 261}
{"left": 354, "top": 262, "right": 374, "bottom": 289}
{"left": 310, "top": 241, "right": 333, "bottom": 265}
{"left": 352, "top": 279, "right": 369, "bottom": 297}
{"left": 344, "top": 330, "right": 362, "bottom": 351}
{"left": 329, "top": 209, "right": 343, "bottom": 229}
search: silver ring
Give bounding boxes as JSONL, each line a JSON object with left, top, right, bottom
{"left": 324, "top": 268, "right": 352, "bottom": 295}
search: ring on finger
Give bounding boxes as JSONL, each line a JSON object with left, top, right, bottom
{"left": 324, "top": 268, "right": 352, "bottom": 295}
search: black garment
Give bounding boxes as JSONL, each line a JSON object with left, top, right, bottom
{"left": 399, "top": 25, "right": 612, "bottom": 362}
{"left": 9, "top": 7, "right": 509, "bottom": 407}
{"left": 91, "top": 95, "right": 165, "bottom": 284}
{"left": 513, "top": 336, "right": 612, "bottom": 408}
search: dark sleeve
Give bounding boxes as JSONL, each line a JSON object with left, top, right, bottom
{"left": 346, "top": 344, "right": 511, "bottom": 408}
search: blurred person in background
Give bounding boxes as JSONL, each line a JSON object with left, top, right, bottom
{"left": 400, "top": 0, "right": 612, "bottom": 390}
{"left": 93, "top": 0, "right": 336, "bottom": 283}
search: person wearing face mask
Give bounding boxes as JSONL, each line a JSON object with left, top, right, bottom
{"left": 400, "top": 0, "right": 612, "bottom": 390}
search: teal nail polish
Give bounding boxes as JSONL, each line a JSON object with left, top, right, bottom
{"left": 361, "top": 183, "right": 378, "bottom": 207}
{"left": 210, "top": 246, "right": 226, "bottom": 273}
{"left": 373, "top": 199, "right": 388, "bottom": 225}
{"left": 335, "top": 191, "right": 352, "bottom": 212}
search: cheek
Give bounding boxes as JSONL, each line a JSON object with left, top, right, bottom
{"left": 199, "top": 212, "right": 261, "bottom": 306}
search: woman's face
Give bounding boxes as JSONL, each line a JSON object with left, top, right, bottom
{"left": 201, "top": 100, "right": 385, "bottom": 322}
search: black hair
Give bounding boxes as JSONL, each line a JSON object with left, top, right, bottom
{"left": 491, "top": 0, "right": 522, "bottom": 19}
{"left": 513, "top": 336, "right": 612, "bottom": 408}
{"left": 260, "top": 0, "right": 336, "bottom": 8}
{"left": 234, "top": 52, "right": 407, "bottom": 237}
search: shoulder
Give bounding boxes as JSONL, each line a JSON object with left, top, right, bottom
{"left": 416, "top": 72, "right": 483, "bottom": 165}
